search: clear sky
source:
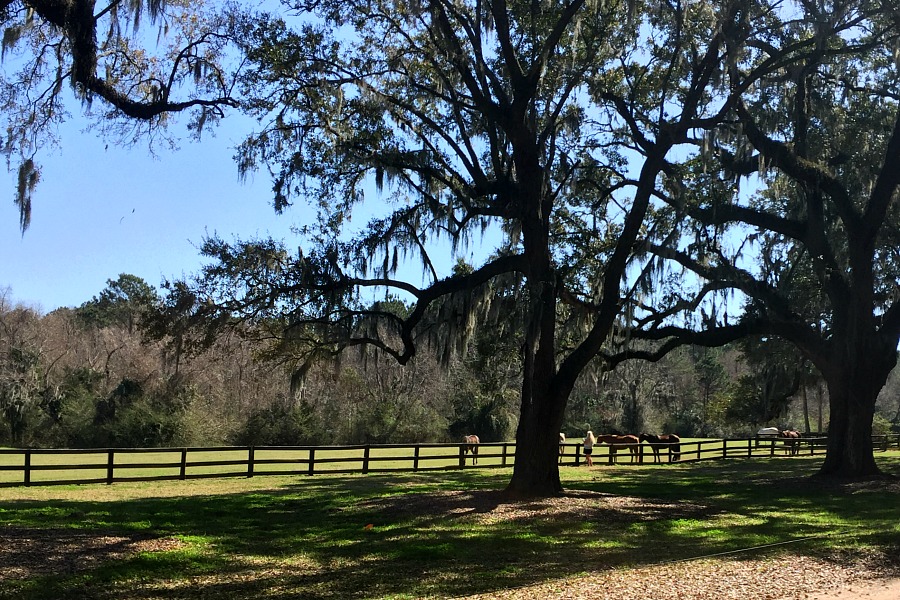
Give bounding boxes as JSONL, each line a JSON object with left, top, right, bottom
{"left": 1, "top": 117, "right": 307, "bottom": 313}
{"left": 0, "top": 113, "right": 474, "bottom": 313}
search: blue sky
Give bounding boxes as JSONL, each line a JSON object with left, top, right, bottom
{"left": 0, "top": 113, "right": 473, "bottom": 313}
{"left": 1, "top": 117, "right": 304, "bottom": 312}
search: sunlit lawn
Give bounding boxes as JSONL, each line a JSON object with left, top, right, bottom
{"left": 1, "top": 452, "right": 898, "bottom": 599}
{"left": 0, "top": 444, "right": 518, "bottom": 486}
{"left": 0, "top": 437, "right": 812, "bottom": 487}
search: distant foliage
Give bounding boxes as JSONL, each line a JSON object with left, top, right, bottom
{"left": 2, "top": 282, "right": 896, "bottom": 448}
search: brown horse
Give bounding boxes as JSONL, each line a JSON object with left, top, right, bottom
{"left": 780, "top": 429, "right": 800, "bottom": 455}
{"left": 559, "top": 433, "right": 566, "bottom": 463}
{"left": 462, "top": 434, "right": 480, "bottom": 464}
{"left": 638, "top": 433, "right": 681, "bottom": 463}
{"left": 597, "top": 434, "right": 640, "bottom": 463}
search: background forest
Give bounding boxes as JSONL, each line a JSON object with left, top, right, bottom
{"left": 3, "top": 274, "right": 898, "bottom": 450}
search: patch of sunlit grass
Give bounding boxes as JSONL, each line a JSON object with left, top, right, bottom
{"left": 1, "top": 459, "right": 898, "bottom": 599}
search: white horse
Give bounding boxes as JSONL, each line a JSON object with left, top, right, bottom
{"left": 756, "top": 427, "right": 780, "bottom": 438}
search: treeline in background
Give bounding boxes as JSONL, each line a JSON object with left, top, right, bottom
{"left": 2, "top": 275, "right": 899, "bottom": 449}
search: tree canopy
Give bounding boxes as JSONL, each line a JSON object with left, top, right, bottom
{"left": 0, "top": 0, "right": 238, "bottom": 230}
{"left": 179, "top": 0, "right": 765, "bottom": 496}
{"left": 628, "top": 0, "right": 900, "bottom": 478}
{"left": 6, "top": 0, "right": 900, "bottom": 493}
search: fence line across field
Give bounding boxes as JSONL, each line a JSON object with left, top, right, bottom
{"left": 0, "top": 434, "right": 898, "bottom": 488}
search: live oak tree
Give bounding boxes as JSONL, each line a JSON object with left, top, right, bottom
{"left": 727, "top": 336, "right": 809, "bottom": 427}
{"left": 0, "top": 0, "right": 238, "bottom": 231}
{"left": 187, "top": 0, "right": 758, "bottom": 496}
{"left": 630, "top": 0, "right": 900, "bottom": 478}
{"left": 8, "top": 0, "right": 861, "bottom": 493}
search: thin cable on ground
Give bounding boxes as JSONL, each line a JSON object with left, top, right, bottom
{"left": 657, "top": 528, "right": 859, "bottom": 565}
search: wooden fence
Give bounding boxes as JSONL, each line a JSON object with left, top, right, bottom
{"left": 1, "top": 434, "right": 898, "bottom": 488}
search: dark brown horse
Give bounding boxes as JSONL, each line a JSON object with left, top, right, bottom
{"left": 559, "top": 433, "right": 566, "bottom": 463}
{"left": 462, "top": 434, "right": 480, "bottom": 464}
{"left": 597, "top": 434, "right": 640, "bottom": 463}
{"left": 638, "top": 433, "right": 682, "bottom": 463}
{"left": 779, "top": 429, "right": 801, "bottom": 455}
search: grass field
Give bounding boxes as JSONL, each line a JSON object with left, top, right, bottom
{"left": 0, "top": 444, "right": 517, "bottom": 485}
{"left": 1, "top": 453, "right": 898, "bottom": 599}
{"left": 0, "top": 438, "right": 817, "bottom": 486}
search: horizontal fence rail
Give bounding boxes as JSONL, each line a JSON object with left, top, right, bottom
{"left": 0, "top": 434, "right": 897, "bottom": 489}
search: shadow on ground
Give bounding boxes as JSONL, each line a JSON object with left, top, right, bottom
{"left": 1, "top": 456, "right": 898, "bottom": 600}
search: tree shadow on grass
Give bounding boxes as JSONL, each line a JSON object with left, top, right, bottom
{"left": 0, "top": 459, "right": 899, "bottom": 599}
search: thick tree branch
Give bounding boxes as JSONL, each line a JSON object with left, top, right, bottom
{"left": 736, "top": 100, "right": 859, "bottom": 231}
{"left": 26, "top": 0, "right": 238, "bottom": 120}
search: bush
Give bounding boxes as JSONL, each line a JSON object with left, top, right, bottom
{"left": 872, "top": 412, "right": 893, "bottom": 437}
{"left": 230, "top": 398, "right": 325, "bottom": 446}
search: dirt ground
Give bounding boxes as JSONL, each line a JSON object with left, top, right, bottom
{"left": 804, "top": 579, "right": 900, "bottom": 600}
{"left": 461, "top": 561, "right": 900, "bottom": 600}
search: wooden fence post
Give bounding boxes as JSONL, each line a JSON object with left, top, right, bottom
{"left": 107, "top": 450, "right": 115, "bottom": 485}
{"left": 14, "top": 434, "right": 883, "bottom": 490}
{"left": 24, "top": 449, "right": 31, "bottom": 487}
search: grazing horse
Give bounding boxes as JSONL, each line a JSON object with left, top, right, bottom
{"left": 638, "top": 433, "right": 682, "bottom": 463}
{"left": 559, "top": 433, "right": 566, "bottom": 463}
{"left": 597, "top": 434, "right": 640, "bottom": 463}
{"left": 757, "top": 426, "right": 780, "bottom": 438}
{"left": 462, "top": 434, "right": 480, "bottom": 464}
{"left": 755, "top": 426, "right": 780, "bottom": 449}
{"left": 780, "top": 429, "right": 801, "bottom": 455}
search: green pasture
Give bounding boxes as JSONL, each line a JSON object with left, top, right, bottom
{"left": 1, "top": 453, "right": 898, "bottom": 600}
{"left": 0, "top": 445, "right": 506, "bottom": 485}
{"left": 0, "top": 438, "right": 756, "bottom": 486}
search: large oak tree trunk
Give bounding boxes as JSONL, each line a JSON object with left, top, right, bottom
{"left": 818, "top": 333, "right": 895, "bottom": 478}
{"left": 505, "top": 273, "right": 567, "bottom": 497}
{"left": 506, "top": 389, "right": 566, "bottom": 497}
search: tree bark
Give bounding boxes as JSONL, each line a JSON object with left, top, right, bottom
{"left": 506, "top": 389, "right": 565, "bottom": 497}
{"left": 818, "top": 339, "right": 895, "bottom": 478}
{"left": 802, "top": 385, "right": 811, "bottom": 434}
{"left": 505, "top": 271, "right": 566, "bottom": 497}
{"left": 817, "top": 381, "right": 825, "bottom": 433}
